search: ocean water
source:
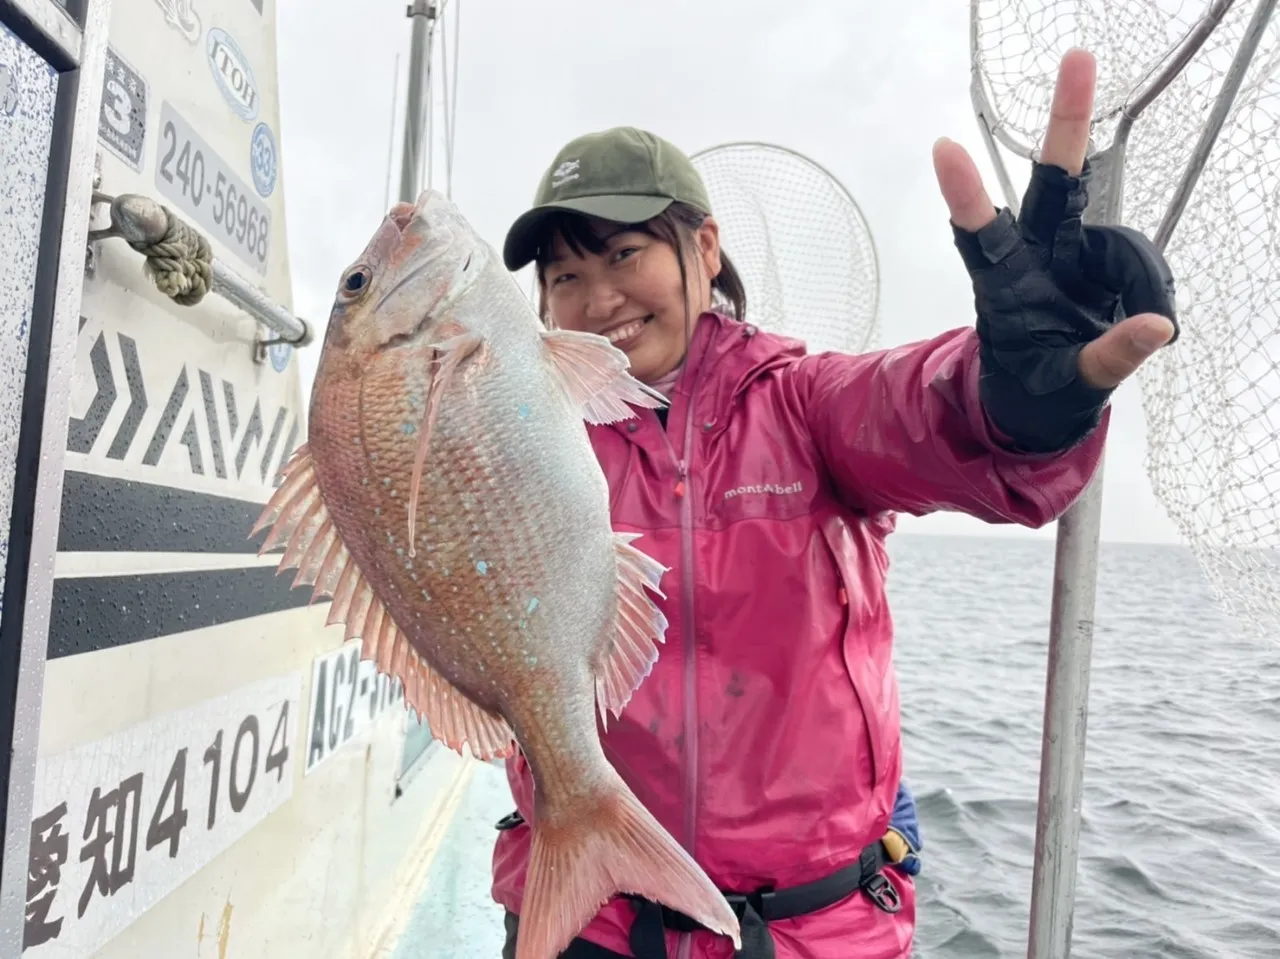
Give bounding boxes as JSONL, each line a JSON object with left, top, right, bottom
{"left": 891, "top": 534, "right": 1280, "bottom": 958}
{"left": 393, "top": 532, "right": 1280, "bottom": 958}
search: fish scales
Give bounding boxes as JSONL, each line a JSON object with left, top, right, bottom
{"left": 338, "top": 331, "right": 612, "bottom": 718}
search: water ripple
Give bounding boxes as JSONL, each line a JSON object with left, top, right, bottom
{"left": 889, "top": 534, "right": 1280, "bottom": 958}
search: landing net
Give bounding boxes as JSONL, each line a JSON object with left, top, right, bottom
{"left": 975, "top": 0, "right": 1280, "bottom": 639}
{"left": 690, "top": 142, "right": 881, "bottom": 355}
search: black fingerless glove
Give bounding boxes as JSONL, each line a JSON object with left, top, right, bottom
{"left": 951, "top": 159, "right": 1178, "bottom": 453}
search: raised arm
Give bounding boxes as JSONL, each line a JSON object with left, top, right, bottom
{"left": 797, "top": 49, "right": 1178, "bottom": 525}
{"left": 794, "top": 326, "right": 1107, "bottom": 526}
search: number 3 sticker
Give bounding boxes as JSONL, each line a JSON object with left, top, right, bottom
{"left": 98, "top": 46, "right": 149, "bottom": 173}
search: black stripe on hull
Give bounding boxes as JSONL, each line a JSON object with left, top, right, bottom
{"left": 57, "top": 470, "right": 276, "bottom": 553}
{"left": 48, "top": 565, "right": 322, "bottom": 659}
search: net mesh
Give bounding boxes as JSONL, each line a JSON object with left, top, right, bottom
{"left": 690, "top": 143, "right": 880, "bottom": 355}
{"left": 973, "top": 0, "right": 1280, "bottom": 639}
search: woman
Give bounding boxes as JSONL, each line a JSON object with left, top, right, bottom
{"left": 491, "top": 49, "right": 1177, "bottom": 959}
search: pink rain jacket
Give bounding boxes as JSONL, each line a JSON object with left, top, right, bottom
{"left": 491, "top": 311, "right": 1108, "bottom": 958}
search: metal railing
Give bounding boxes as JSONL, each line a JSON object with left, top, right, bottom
{"left": 88, "top": 191, "right": 313, "bottom": 353}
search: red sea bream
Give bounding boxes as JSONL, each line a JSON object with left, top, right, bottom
{"left": 251, "top": 190, "right": 742, "bottom": 958}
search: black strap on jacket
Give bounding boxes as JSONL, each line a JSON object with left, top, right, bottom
{"left": 495, "top": 810, "right": 902, "bottom": 959}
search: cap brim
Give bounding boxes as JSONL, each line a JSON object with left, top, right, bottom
{"left": 501, "top": 194, "right": 674, "bottom": 272}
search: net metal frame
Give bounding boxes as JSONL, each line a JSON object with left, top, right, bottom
{"left": 690, "top": 141, "right": 882, "bottom": 355}
{"left": 970, "top": 3, "right": 1279, "bottom": 956}
{"left": 974, "top": 0, "right": 1280, "bottom": 639}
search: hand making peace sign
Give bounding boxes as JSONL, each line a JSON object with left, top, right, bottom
{"left": 933, "top": 48, "right": 1178, "bottom": 399}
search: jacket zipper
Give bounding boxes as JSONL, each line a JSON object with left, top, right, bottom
{"left": 660, "top": 401, "right": 699, "bottom": 959}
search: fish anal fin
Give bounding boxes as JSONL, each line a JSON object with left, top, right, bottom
{"left": 540, "top": 329, "right": 668, "bottom": 424}
{"left": 594, "top": 532, "right": 669, "bottom": 729}
{"left": 336, "top": 589, "right": 516, "bottom": 762}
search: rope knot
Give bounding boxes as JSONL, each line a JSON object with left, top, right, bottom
{"left": 129, "top": 206, "right": 213, "bottom": 307}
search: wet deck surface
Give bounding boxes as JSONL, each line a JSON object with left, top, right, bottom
{"left": 391, "top": 761, "right": 513, "bottom": 957}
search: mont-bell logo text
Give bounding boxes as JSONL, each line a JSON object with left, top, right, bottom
{"left": 723, "top": 480, "right": 804, "bottom": 500}
{"left": 207, "top": 27, "right": 259, "bottom": 122}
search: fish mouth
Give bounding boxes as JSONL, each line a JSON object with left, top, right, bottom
{"left": 388, "top": 201, "right": 417, "bottom": 232}
{"left": 375, "top": 193, "right": 446, "bottom": 313}
{"left": 387, "top": 189, "right": 444, "bottom": 232}
{"left": 375, "top": 195, "right": 488, "bottom": 352}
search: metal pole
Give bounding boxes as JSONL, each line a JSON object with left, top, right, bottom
{"left": 90, "top": 193, "right": 312, "bottom": 345}
{"left": 1027, "top": 6, "right": 1277, "bottom": 951}
{"left": 1025, "top": 136, "right": 1128, "bottom": 959}
{"left": 398, "top": 0, "right": 438, "bottom": 204}
{"left": 384, "top": 51, "right": 401, "bottom": 211}
{"left": 211, "top": 260, "right": 311, "bottom": 345}
{"left": 1154, "top": 0, "right": 1278, "bottom": 252}
{"left": 423, "top": 7, "right": 435, "bottom": 193}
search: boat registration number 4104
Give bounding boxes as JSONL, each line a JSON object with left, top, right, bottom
{"left": 154, "top": 100, "right": 271, "bottom": 275}
{"left": 23, "top": 673, "right": 302, "bottom": 957}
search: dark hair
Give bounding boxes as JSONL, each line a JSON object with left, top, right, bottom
{"left": 531, "top": 201, "right": 747, "bottom": 329}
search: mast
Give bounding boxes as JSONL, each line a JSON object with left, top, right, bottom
{"left": 398, "top": 0, "right": 440, "bottom": 204}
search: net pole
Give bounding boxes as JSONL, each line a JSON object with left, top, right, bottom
{"left": 972, "top": 101, "right": 1025, "bottom": 214}
{"left": 1026, "top": 136, "right": 1128, "bottom": 959}
{"left": 1154, "top": 0, "right": 1278, "bottom": 251}
{"left": 1028, "top": 8, "right": 1277, "bottom": 954}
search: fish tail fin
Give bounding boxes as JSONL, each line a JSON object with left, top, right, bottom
{"left": 516, "top": 781, "right": 741, "bottom": 959}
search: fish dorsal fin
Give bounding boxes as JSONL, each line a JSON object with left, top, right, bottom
{"left": 540, "top": 329, "right": 668, "bottom": 424}
{"left": 594, "top": 532, "right": 670, "bottom": 729}
{"left": 252, "top": 444, "right": 517, "bottom": 761}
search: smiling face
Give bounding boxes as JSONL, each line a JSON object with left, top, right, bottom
{"left": 536, "top": 210, "right": 722, "bottom": 384}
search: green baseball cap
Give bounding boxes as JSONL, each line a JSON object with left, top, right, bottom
{"left": 502, "top": 126, "right": 713, "bottom": 272}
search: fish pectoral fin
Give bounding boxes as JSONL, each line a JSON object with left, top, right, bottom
{"left": 594, "top": 532, "right": 670, "bottom": 729}
{"left": 407, "top": 330, "right": 486, "bottom": 557}
{"left": 252, "top": 444, "right": 515, "bottom": 762}
{"left": 539, "top": 329, "right": 668, "bottom": 425}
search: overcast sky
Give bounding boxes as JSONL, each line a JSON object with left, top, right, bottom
{"left": 272, "top": 0, "right": 1188, "bottom": 545}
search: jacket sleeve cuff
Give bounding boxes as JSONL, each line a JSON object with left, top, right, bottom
{"left": 973, "top": 355, "right": 1113, "bottom": 456}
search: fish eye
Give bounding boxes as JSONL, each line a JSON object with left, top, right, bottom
{"left": 340, "top": 265, "right": 372, "bottom": 299}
